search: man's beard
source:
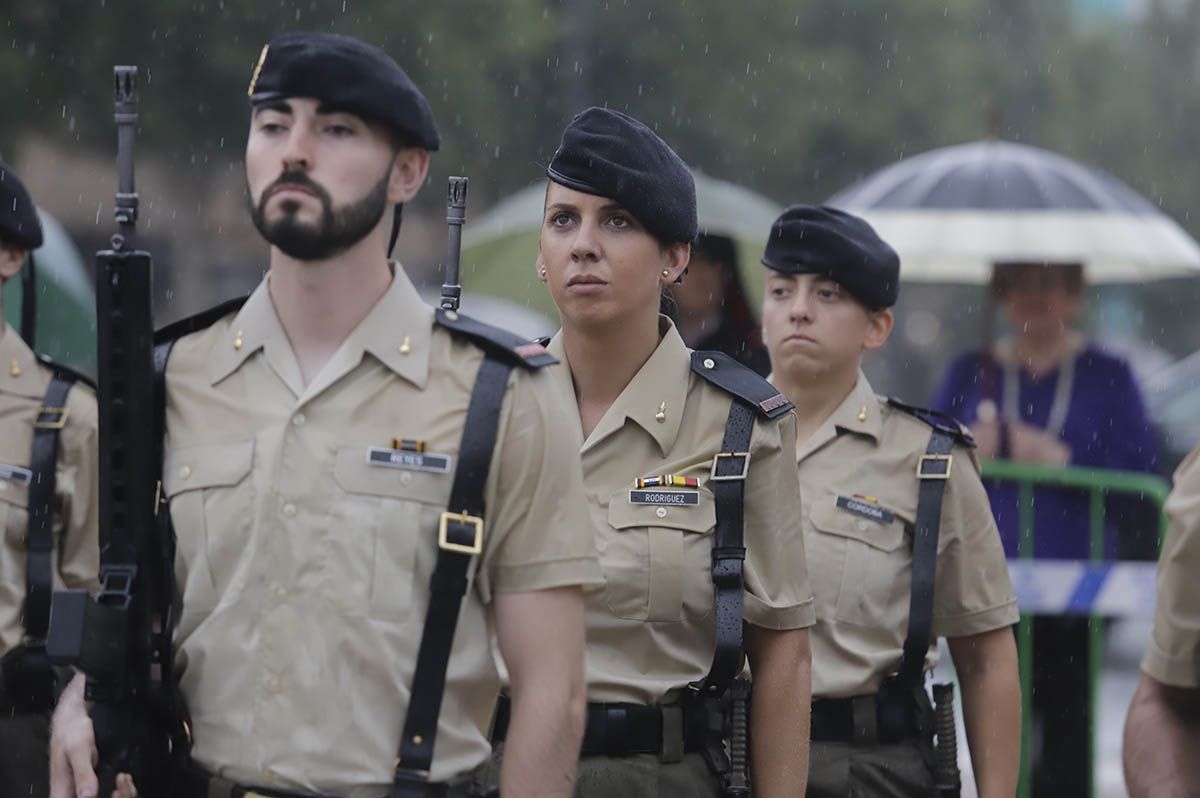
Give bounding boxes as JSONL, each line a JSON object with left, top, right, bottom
{"left": 249, "top": 168, "right": 391, "bottom": 261}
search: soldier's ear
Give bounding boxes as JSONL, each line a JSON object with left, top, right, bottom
{"left": 388, "top": 148, "right": 429, "bottom": 205}
{"left": 862, "top": 308, "right": 894, "bottom": 352}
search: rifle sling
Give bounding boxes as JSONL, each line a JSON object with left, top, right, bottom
{"left": 25, "top": 371, "right": 77, "bottom": 639}
{"left": 896, "top": 428, "right": 956, "bottom": 688}
{"left": 690, "top": 399, "right": 755, "bottom": 698}
{"left": 393, "top": 355, "right": 512, "bottom": 792}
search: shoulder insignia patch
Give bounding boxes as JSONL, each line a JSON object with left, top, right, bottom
{"left": 435, "top": 309, "right": 558, "bottom": 370}
{"left": 885, "top": 397, "right": 975, "bottom": 448}
{"left": 690, "top": 350, "right": 794, "bottom": 419}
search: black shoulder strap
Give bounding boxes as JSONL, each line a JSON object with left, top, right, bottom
{"left": 153, "top": 295, "right": 249, "bottom": 346}
{"left": 435, "top": 308, "right": 558, "bottom": 369}
{"left": 886, "top": 397, "right": 975, "bottom": 449}
{"left": 691, "top": 351, "right": 793, "bottom": 419}
{"left": 690, "top": 396, "right": 757, "bottom": 699}
{"left": 24, "top": 369, "right": 79, "bottom": 639}
{"left": 20, "top": 252, "right": 37, "bottom": 347}
{"left": 393, "top": 355, "right": 514, "bottom": 794}
{"left": 896, "top": 427, "right": 956, "bottom": 688}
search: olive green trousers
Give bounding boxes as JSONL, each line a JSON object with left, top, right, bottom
{"left": 808, "top": 738, "right": 937, "bottom": 798}
{"left": 0, "top": 711, "right": 51, "bottom": 798}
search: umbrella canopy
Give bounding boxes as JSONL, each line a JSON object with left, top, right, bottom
{"left": 828, "top": 139, "right": 1200, "bottom": 284}
{"left": 459, "top": 170, "right": 783, "bottom": 321}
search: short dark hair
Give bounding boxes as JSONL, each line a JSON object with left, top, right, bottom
{"left": 990, "top": 261, "right": 1085, "bottom": 297}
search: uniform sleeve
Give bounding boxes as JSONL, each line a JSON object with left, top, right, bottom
{"left": 742, "top": 410, "right": 815, "bottom": 630}
{"left": 58, "top": 383, "right": 100, "bottom": 593}
{"left": 931, "top": 445, "right": 1018, "bottom": 638}
{"left": 1142, "top": 446, "right": 1200, "bottom": 687}
{"left": 475, "top": 367, "right": 602, "bottom": 602}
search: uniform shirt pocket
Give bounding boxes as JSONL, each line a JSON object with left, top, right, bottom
{"left": 605, "top": 489, "right": 716, "bottom": 623}
{"left": 163, "top": 438, "right": 255, "bottom": 611}
{"left": 333, "top": 446, "right": 450, "bottom": 623}
{"left": 0, "top": 472, "right": 30, "bottom": 549}
{"left": 809, "top": 496, "right": 910, "bottom": 629}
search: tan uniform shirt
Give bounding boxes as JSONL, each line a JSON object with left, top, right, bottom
{"left": 793, "top": 374, "right": 1018, "bottom": 698}
{"left": 0, "top": 324, "right": 98, "bottom": 656}
{"left": 162, "top": 270, "right": 601, "bottom": 795}
{"left": 545, "top": 319, "right": 815, "bottom": 706}
{"left": 1142, "top": 444, "right": 1200, "bottom": 687}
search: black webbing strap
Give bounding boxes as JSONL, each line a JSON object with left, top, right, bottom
{"left": 896, "top": 428, "right": 956, "bottom": 688}
{"left": 24, "top": 370, "right": 76, "bottom": 639}
{"left": 20, "top": 251, "right": 37, "bottom": 346}
{"left": 393, "top": 356, "right": 513, "bottom": 795}
{"left": 690, "top": 399, "right": 756, "bottom": 699}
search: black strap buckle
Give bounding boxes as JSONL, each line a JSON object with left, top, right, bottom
{"left": 710, "top": 451, "right": 751, "bottom": 482}
{"left": 437, "top": 512, "right": 483, "bottom": 555}
{"left": 916, "top": 454, "right": 952, "bottom": 480}
{"left": 33, "top": 405, "right": 70, "bottom": 430}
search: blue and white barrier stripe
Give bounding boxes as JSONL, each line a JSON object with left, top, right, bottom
{"left": 1006, "top": 559, "right": 1157, "bottom": 618}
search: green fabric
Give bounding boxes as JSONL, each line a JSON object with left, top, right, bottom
{"left": 808, "top": 739, "right": 937, "bottom": 798}
{"left": 574, "top": 752, "right": 722, "bottom": 798}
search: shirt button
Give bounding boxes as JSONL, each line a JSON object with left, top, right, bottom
{"left": 399, "top": 472, "right": 413, "bottom": 486}
{"left": 703, "top": 358, "right": 716, "bottom": 369}
{"left": 179, "top": 465, "right": 192, "bottom": 480}
{"left": 267, "top": 677, "right": 282, "bottom": 694}
{"left": 283, "top": 503, "right": 297, "bottom": 518}
{"left": 273, "top": 584, "right": 288, "bottom": 600}
{"left": 857, "top": 520, "right": 869, "bottom": 531}
{"left": 292, "top": 413, "right": 306, "bottom": 427}
{"left": 655, "top": 507, "right": 668, "bottom": 519}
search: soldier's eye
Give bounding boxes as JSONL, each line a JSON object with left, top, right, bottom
{"left": 550, "top": 212, "right": 573, "bottom": 226}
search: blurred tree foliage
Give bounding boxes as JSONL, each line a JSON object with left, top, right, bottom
{"left": 2, "top": 0, "right": 1199, "bottom": 226}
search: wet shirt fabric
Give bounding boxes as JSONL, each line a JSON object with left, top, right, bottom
{"left": 161, "top": 269, "right": 601, "bottom": 796}
{"left": 933, "top": 343, "right": 1158, "bottom": 558}
{"left": 1142, "top": 445, "right": 1200, "bottom": 687}
{"left": 544, "top": 318, "right": 815, "bottom": 706}
{"left": 794, "top": 374, "right": 1018, "bottom": 698}
{"left": 0, "top": 325, "right": 98, "bottom": 655}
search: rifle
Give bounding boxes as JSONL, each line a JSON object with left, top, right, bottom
{"left": 440, "top": 176, "right": 469, "bottom": 311}
{"left": 932, "top": 682, "right": 962, "bottom": 798}
{"left": 47, "top": 65, "right": 174, "bottom": 796}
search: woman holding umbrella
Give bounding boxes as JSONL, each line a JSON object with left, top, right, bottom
{"left": 490, "top": 107, "right": 815, "bottom": 797}
{"left": 933, "top": 260, "right": 1159, "bottom": 795}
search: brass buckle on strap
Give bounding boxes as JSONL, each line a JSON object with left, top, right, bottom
{"left": 710, "top": 451, "right": 751, "bottom": 482}
{"left": 438, "top": 511, "right": 483, "bottom": 555}
{"left": 916, "top": 454, "right": 952, "bottom": 480}
{"left": 33, "top": 406, "right": 69, "bottom": 430}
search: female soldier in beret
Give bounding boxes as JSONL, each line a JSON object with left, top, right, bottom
{"left": 760, "top": 205, "right": 1020, "bottom": 798}
{"left": 494, "top": 107, "right": 815, "bottom": 797}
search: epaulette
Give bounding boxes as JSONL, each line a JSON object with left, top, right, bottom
{"left": 885, "top": 397, "right": 976, "bottom": 448}
{"left": 690, "top": 350, "right": 793, "bottom": 419}
{"left": 34, "top": 354, "right": 96, "bottom": 391}
{"left": 434, "top": 308, "right": 558, "bottom": 369}
{"left": 153, "top": 295, "right": 249, "bottom": 346}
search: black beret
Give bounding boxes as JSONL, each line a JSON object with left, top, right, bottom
{"left": 547, "top": 107, "right": 697, "bottom": 245}
{"left": 247, "top": 32, "right": 439, "bottom": 151}
{"left": 761, "top": 205, "right": 900, "bottom": 309}
{"left": 0, "top": 161, "right": 43, "bottom": 250}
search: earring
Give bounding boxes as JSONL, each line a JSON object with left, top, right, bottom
{"left": 662, "top": 269, "right": 670, "bottom": 278}
{"left": 539, "top": 266, "right": 547, "bottom": 278}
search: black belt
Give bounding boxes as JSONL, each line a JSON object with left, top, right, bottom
{"left": 175, "top": 762, "right": 469, "bottom": 798}
{"left": 810, "top": 692, "right": 925, "bottom": 745}
{"left": 491, "top": 695, "right": 709, "bottom": 758}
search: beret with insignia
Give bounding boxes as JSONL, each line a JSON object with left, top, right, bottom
{"left": 762, "top": 205, "right": 900, "bottom": 309}
{"left": 248, "top": 31, "right": 439, "bottom": 151}
{"left": 547, "top": 107, "right": 697, "bottom": 245}
{"left": 0, "top": 160, "right": 43, "bottom": 250}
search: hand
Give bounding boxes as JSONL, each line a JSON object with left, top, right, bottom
{"left": 969, "top": 420, "right": 1000, "bottom": 459}
{"left": 1008, "top": 421, "right": 1071, "bottom": 466}
{"left": 49, "top": 673, "right": 138, "bottom": 798}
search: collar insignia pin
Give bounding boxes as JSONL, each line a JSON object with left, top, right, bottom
{"left": 9, "top": 359, "right": 19, "bottom": 378}
{"left": 655, "top": 401, "right": 667, "bottom": 423}
{"left": 234, "top": 329, "right": 244, "bottom": 351}
{"left": 858, "top": 406, "right": 867, "bottom": 422}
{"left": 399, "top": 335, "right": 411, "bottom": 355}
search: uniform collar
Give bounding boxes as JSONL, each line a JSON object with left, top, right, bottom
{"left": 209, "top": 263, "right": 433, "bottom": 396}
{"left": 791, "top": 370, "right": 881, "bottom": 462}
{"left": 547, "top": 315, "right": 691, "bottom": 456}
{"left": 0, "top": 322, "right": 47, "bottom": 399}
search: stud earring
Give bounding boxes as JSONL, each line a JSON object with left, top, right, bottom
{"left": 662, "top": 269, "right": 670, "bottom": 278}
{"left": 539, "top": 266, "right": 547, "bottom": 278}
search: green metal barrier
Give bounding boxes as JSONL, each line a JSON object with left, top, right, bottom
{"left": 979, "top": 459, "right": 1171, "bottom": 798}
